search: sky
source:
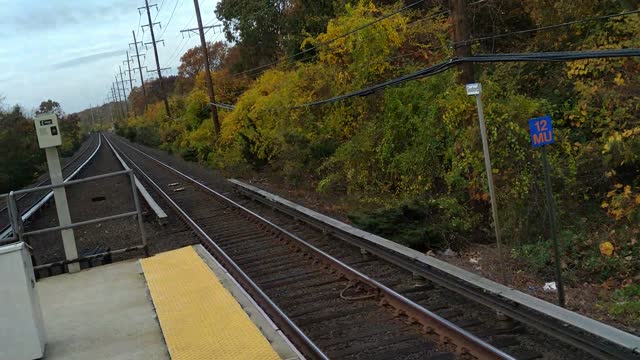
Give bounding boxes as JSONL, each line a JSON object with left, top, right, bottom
{"left": 0, "top": 0, "right": 222, "bottom": 114}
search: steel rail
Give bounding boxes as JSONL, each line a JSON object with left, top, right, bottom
{"left": 0, "top": 135, "right": 103, "bottom": 239}
{"left": 104, "top": 135, "right": 330, "bottom": 360}
{"left": 230, "top": 182, "right": 640, "bottom": 359}
{"left": 108, "top": 135, "right": 514, "bottom": 360}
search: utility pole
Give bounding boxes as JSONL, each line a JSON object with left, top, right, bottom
{"left": 110, "top": 86, "right": 119, "bottom": 121}
{"left": 114, "top": 78, "right": 126, "bottom": 118}
{"left": 450, "top": 0, "right": 474, "bottom": 84}
{"left": 124, "top": 53, "right": 137, "bottom": 116}
{"left": 118, "top": 66, "right": 130, "bottom": 116}
{"left": 111, "top": 86, "right": 122, "bottom": 121}
{"left": 140, "top": 0, "right": 171, "bottom": 117}
{"left": 191, "top": 0, "right": 221, "bottom": 135}
{"left": 131, "top": 30, "right": 147, "bottom": 108}
{"left": 124, "top": 53, "right": 134, "bottom": 91}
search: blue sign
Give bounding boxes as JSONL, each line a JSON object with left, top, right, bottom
{"left": 529, "top": 115, "right": 554, "bottom": 148}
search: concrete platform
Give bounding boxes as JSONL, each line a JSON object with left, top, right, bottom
{"left": 37, "top": 259, "right": 169, "bottom": 360}
{"left": 140, "top": 246, "right": 302, "bottom": 360}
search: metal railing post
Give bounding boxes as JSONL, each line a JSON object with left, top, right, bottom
{"left": 129, "top": 171, "right": 149, "bottom": 257}
{"left": 7, "top": 192, "right": 23, "bottom": 242}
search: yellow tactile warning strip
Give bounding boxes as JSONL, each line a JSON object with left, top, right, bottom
{"left": 141, "top": 246, "right": 281, "bottom": 360}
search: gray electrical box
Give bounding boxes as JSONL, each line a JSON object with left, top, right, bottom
{"left": 34, "top": 114, "right": 62, "bottom": 149}
{"left": 0, "top": 242, "right": 46, "bottom": 360}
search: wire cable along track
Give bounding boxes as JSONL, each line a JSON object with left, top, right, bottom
{"left": 105, "top": 134, "right": 516, "bottom": 360}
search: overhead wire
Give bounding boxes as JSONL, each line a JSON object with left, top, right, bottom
{"left": 219, "top": 7, "right": 638, "bottom": 83}
{"left": 166, "top": 18, "right": 205, "bottom": 66}
{"left": 153, "top": 0, "right": 166, "bottom": 21}
{"left": 455, "top": 9, "right": 640, "bottom": 47}
{"left": 232, "top": 9, "right": 450, "bottom": 82}
{"left": 296, "top": 48, "right": 640, "bottom": 107}
{"left": 158, "top": 0, "right": 184, "bottom": 40}
{"left": 220, "top": 0, "right": 427, "bottom": 80}
{"left": 216, "top": 7, "right": 640, "bottom": 107}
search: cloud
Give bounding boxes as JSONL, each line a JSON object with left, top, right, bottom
{"left": 52, "top": 49, "right": 125, "bottom": 69}
{"left": 4, "top": 0, "right": 132, "bottom": 34}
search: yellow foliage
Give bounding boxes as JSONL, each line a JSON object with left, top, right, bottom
{"left": 599, "top": 241, "right": 614, "bottom": 256}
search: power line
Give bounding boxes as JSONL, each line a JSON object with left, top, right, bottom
{"left": 166, "top": 37, "right": 188, "bottom": 64}
{"left": 153, "top": 0, "right": 166, "bottom": 21}
{"left": 165, "top": 12, "right": 197, "bottom": 64}
{"left": 229, "top": 9, "right": 449, "bottom": 82}
{"left": 222, "top": 0, "right": 427, "bottom": 80}
{"left": 296, "top": 48, "right": 640, "bottom": 107}
{"left": 158, "top": 0, "right": 184, "bottom": 40}
{"left": 455, "top": 9, "right": 640, "bottom": 47}
{"left": 141, "top": 0, "right": 172, "bottom": 117}
{"left": 135, "top": 12, "right": 143, "bottom": 41}
{"left": 220, "top": 8, "right": 639, "bottom": 93}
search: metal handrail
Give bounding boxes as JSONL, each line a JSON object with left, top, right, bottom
{"left": 0, "top": 170, "right": 131, "bottom": 197}
{"left": 0, "top": 135, "right": 103, "bottom": 240}
{"left": 2, "top": 168, "right": 148, "bottom": 271}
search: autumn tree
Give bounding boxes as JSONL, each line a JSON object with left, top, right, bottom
{"left": 36, "top": 99, "right": 64, "bottom": 118}
{"left": 178, "top": 41, "right": 228, "bottom": 78}
{"left": 0, "top": 105, "right": 43, "bottom": 193}
{"left": 215, "top": 0, "right": 343, "bottom": 74}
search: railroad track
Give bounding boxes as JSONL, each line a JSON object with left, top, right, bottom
{"left": 107, "top": 134, "right": 640, "bottom": 359}
{"left": 0, "top": 134, "right": 101, "bottom": 239}
{"left": 227, "top": 186, "right": 640, "bottom": 359}
{"left": 106, "top": 134, "right": 517, "bottom": 360}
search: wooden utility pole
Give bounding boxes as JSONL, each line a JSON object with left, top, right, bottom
{"left": 113, "top": 79, "right": 126, "bottom": 118}
{"left": 192, "top": 0, "right": 220, "bottom": 134}
{"left": 118, "top": 66, "right": 130, "bottom": 116}
{"left": 140, "top": 0, "right": 171, "bottom": 117}
{"left": 131, "top": 30, "right": 147, "bottom": 108}
{"left": 111, "top": 85, "right": 123, "bottom": 121}
{"left": 450, "top": 0, "right": 474, "bottom": 84}
{"left": 124, "top": 53, "right": 137, "bottom": 116}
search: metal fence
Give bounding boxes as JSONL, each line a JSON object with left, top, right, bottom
{"left": 0, "top": 169, "right": 148, "bottom": 273}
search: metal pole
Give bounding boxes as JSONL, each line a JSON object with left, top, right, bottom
{"left": 45, "top": 147, "right": 80, "bottom": 273}
{"left": 7, "top": 192, "right": 22, "bottom": 242}
{"left": 541, "top": 145, "right": 566, "bottom": 307}
{"left": 128, "top": 172, "right": 149, "bottom": 257}
{"left": 193, "top": 0, "right": 221, "bottom": 135}
{"left": 474, "top": 91, "right": 507, "bottom": 285}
